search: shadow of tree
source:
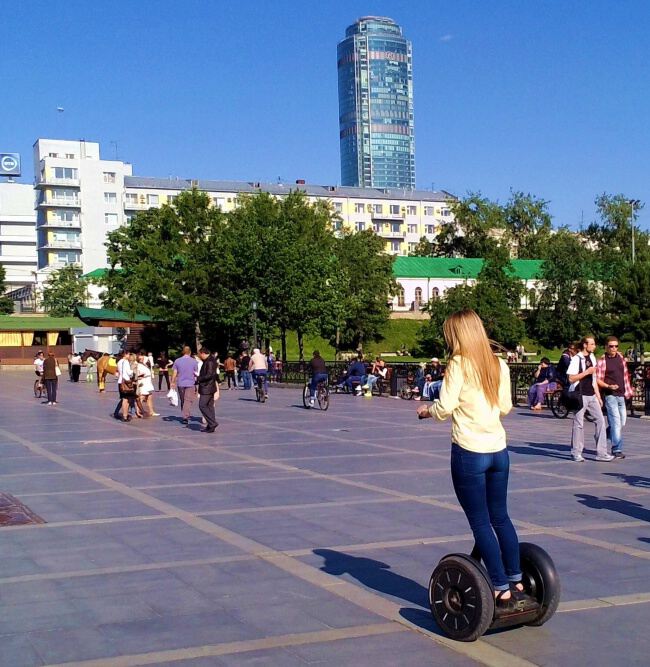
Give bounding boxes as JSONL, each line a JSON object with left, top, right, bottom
{"left": 575, "top": 493, "right": 650, "bottom": 522}
{"left": 602, "top": 473, "right": 650, "bottom": 490}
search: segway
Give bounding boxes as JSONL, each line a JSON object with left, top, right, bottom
{"left": 428, "top": 542, "right": 560, "bottom": 642}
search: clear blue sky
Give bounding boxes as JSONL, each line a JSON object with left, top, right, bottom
{"left": 2, "top": 0, "right": 649, "bottom": 232}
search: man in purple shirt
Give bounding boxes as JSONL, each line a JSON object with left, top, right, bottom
{"left": 171, "top": 346, "right": 198, "bottom": 425}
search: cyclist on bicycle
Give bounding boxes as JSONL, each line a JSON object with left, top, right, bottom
{"left": 34, "top": 351, "right": 45, "bottom": 378}
{"left": 249, "top": 348, "right": 269, "bottom": 398}
{"left": 308, "top": 350, "right": 328, "bottom": 407}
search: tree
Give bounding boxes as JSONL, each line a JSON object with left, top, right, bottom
{"left": 503, "top": 191, "right": 553, "bottom": 259}
{"left": 327, "top": 229, "right": 396, "bottom": 351}
{"left": 40, "top": 265, "right": 87, "bottom": 316}
{"left": 526, "top": 229, "right": 602, "bottom": 348}
{"left": 102, "top": 189, "right": 227, "bottom": 350}
{"left": 409, "top": 236, "right": 435, "bottom": 257}
{"left": 417, "top": 251, "right": 524, "bottom": 354}
{"left": 611, "top": 259, "right": 650, "bottom": 349}
{"left": 0, "top": 264, "right": 13, "bottom": 314}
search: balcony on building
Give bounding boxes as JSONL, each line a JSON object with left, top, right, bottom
{"left": 40, "top": 239, "right": 82, "bottom": 250}
{"left": 37, "top": 197, "right": 81, "bottom": 208}
{"left": 124, "top": 200, "right": 152, "bottom": 210}
{"left": 38, "top": 219, "right": 81, "bottom": 229}
{"left": 34, "top": 176, "right": 80, "bottom": 188}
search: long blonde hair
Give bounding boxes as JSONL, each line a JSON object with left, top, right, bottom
{"left": 442, "top": 309, "right": 501, "bottom": 407}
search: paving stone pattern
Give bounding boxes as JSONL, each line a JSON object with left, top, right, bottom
{"left": 1, "top": 373, "right": 650, "bottom": 666}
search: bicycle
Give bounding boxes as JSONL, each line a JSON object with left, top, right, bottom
{"left": 303, "top": 380, "right": 329, "bottom": 410}
{"left": 34, "top": 374, "right": 44, "bottom": 399}
{"left": 255, "top": 374, "right": 266, "bottom": 403}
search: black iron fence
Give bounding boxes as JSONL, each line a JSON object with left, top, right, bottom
{"left": 275, "top": 360, "right": 650, "bottom": 415}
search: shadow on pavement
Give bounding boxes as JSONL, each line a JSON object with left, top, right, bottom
{"left": 508, "top": 441, "right": 572, "bottom": 459}
{"left": 603, "top": 473, "right": 650, "bottom": 489}
{"left": 575, "top": 493, "right": 650, "bottom": 522}
{"left": 313, "top": 548, "right": 428, "bottom": 608}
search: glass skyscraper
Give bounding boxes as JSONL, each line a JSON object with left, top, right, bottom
{"left": 337, "top": 16, "right": 415, "bottom": 189}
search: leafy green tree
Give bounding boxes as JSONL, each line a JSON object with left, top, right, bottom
{"left": 409, "top": 236, "right": 435, "bottom": 257}
{"left": 327, "top": 229, "right": 396, "bottom": 351}
{"left": 526, "top": 229, "right": 602, "bottom": 348}
{"left": 611, "top": 259, "right": 650, "bottom": 348}
{"left": 102, "top": 189, "right": 227, "bottom": 350}
{"left": 504, "top": 191, "right": 553, "bottom": 259}
{"left": 417, "top": 251, "right": 523, "bottom": 354}
{"left": 40, "top": 265, "right": 87, "bottom": 316}
{"left": 0, "top": 264, "right": 14, "bottom": 314}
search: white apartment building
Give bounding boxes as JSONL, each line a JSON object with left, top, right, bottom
{"left": 123, "top": 177, "right": 455, "bottom": 257}
{"left": 0, "top": 182, "right": 38, "bottom": 295}
{"left": 33, "top": 139, "right": 132, "bottom": 275}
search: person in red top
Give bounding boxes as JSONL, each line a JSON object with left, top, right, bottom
{"left": 596, "top": 336, "right": 634, "bottom": 459}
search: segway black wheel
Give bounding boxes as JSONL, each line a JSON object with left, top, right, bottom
{"left": 519, "top": 542, "right": 561, "bottom": 626}
{"left": 429, "top": 554, "right": 494, "bottom": 642}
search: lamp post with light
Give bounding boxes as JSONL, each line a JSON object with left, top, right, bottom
{"left": 629, "top": 199, "right": 641, "bottom": 264}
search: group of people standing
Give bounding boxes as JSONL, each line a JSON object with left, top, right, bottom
{"left": 527, "top": 335, "right": 634, "bottom": 461}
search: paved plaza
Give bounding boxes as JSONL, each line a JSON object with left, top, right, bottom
{"left": 1, "top": 372, "right": 650, "bottom": 666}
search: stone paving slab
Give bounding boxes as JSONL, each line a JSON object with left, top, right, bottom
{"left": 1, "top": 374, "right": 650, "bottom": 665}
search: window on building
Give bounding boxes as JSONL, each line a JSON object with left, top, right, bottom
{"left": 391, "top": 223, "right": 401, "bottom": 233}
{"left": 55, "top": 251, "right": 80, "bottom": 265}
{"left": 54, "top": 167, "right": 78, "bottom": 180}
{"left": 374, "top": 203, "right": 383, "bottom": 214}
{"left": 373, "top": 222, "right": 381, "bottom": 233}
{"left": 125, "top": 213, "right": 135, "bottom": 223}
{"left": 333, "top": 220, "right": 342, "bottom": 231}
{"left": 397, "top": 287, "right": 405, "bottom": 307}
{"left": 167, "top": 195, "right": 177, "bottom": 204}
{"left": 414, "top": 287, "right": 423, "bottom": 308}
{"left": 333, "top": 202, "right": 343, "bottom": 212}
{"left": 425, "top": 225, "right": 435, "bottom": 235}
{"left": 408, "top": 242, "right": 417, "bottom": 253}
{"left": 105, "top": 213, "right": 118, "bottom": 225}
{"left": 355, "top": 203, "right": 365, "bottom": 213}
{"left": 407, "top": 205, "right": 417, "bottom": 215}
{"left": 390, "top": 240, "right": 400, "bottom": 252}
{"left": 48, "top": 153, "right": 59, "bottom": 158}
{"left": 407, "top": 224, "right": 417, "bottom": 234}
{"left": 125, "top": 193, "right": 138, "bottom": 204}
{"left": 431, "top": 287, "right": 440, "bottom": 300}
{"left": 103, "top": 172, "right": 116, "bottom": 183}
{"left": 424, "top": 206, "right": 434, "bottom": 216}
{"left": 147, "top": 194, "right": 159, "bottom": 205}
{"left": 390, "top": 204, "right": 400, "bottom": 214}
{"left": 104, "top": 192, "right": 117, "bottom": 204}
{"left": 54, "top": 210, "right": 76, "bottom": 222}
{"left": 65, "top": 153, "right": 75, "bottom": 159}
{"left": 355, "top": 221, "right": 365, "bottom": 232}
{"left": 441, "top": 208, "right": 451, "bottom": 217}
{"left": 213, "top": 197, "right": 225, "bottom": 208}
{"left": 52, "top": 189, "right": 78, "bottom": 203}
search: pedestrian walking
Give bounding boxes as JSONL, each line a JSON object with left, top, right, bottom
{"left": 197, "top": 347, "right": 219, "bottom": 433}
{"left": 567, "top": 335, "right": 613, "bottom": 462}
{"left": 597, "top": 336, "right": 634, "bottom": 459}
{"left": 171, "top": 346, "right": 198, "bottom": 425}
{"left": 42, "top": 351, "right": 60, "bottom": 405}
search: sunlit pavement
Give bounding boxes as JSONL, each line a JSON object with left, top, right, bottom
{"left": 1, "top": 372, "right": 650, "bottom": 666}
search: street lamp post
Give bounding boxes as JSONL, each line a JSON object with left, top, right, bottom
{"left": 629, "top": 199, "right": 641, "bottom": 264}
{"left": 252, "top": 300, "right": 257, "bottom": 349}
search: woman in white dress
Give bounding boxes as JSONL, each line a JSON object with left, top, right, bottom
{"left": 136, "top": 352, "right": 159, "bottom": 416}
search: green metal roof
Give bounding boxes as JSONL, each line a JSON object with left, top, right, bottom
{"left": 0, "top": 316, "right": 85, "bottom": 331}
{"left": 76, "top": 306, "right": 157, "bottom": 323}
{"left": 392, "top": 257, "right": 543, "bottom": 280}
{"left": 82, "top": 268, "right": 110, "bottom": 280}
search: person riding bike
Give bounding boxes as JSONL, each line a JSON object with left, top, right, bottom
{"left": 308, "top": 350, "right": 328, "bottom": 407}
{"left": 249, "top": 348, "right": 269, "bottom": 398}
{"left": 34, "top": 351, "right": 45, "bottom": 378}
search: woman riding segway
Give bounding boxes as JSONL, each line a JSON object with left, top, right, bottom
{"left": 417, "top": 310, "right": 560, "bottom": 641}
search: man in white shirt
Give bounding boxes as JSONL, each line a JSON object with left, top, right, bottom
{"left": 116, "top": 350, "right": 135, "bottom": 422}
{"left": 249, "top": 348, "right": 269, "bottom": 398}
{"left": 33, "top": 351, "right": 45, "bottom": 376}
{"left": 567, "top": 335, "right": 612, "bottom": 463}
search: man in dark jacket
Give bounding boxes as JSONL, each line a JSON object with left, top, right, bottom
{"left": 197, "top": 347, "right": 219, "bottom": 433}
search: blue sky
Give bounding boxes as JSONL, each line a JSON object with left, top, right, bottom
{"left": 2, "top": 0, "right": 649, "bottom": 232}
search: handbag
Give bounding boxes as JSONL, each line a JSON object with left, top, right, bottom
{"left": 55, "top": 365, "right": 61, "bottom": 377}
{"left": 119, "top": 379, "right": 136, "bottom": 395}
{"left": 563, "top": 356, "right": 584, "bottom": 411}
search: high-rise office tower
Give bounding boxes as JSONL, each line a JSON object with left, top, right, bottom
{"left": 337, "top": 16, "right": 415, "bottom": 189}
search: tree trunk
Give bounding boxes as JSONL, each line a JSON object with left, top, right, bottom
{"left": 297, "top": 329, "right": 304, "bottom": 362}
{"left": 194, "top": 320, "right": 202, "bottom": 353}
{"left": 281, "top": 328, "right": 287, "bottom": 362}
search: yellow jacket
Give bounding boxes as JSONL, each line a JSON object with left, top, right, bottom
{"left": 427, "top": 355, "right": 512, "bottom": 453}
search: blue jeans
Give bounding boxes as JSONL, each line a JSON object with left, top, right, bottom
{"left": 251, "top": 369, "right": 268, "bottom": 393}
{"left": 605, "top": 395, "right": 627, "bottom": 453}
{"left": 310, "top": 373, "right": 328, "bottom": 398}
{"left": 450, "top": 444, "right": 521, "bottom": 590}
{"left": 241, "top": 370, "right": 252, "bottom": 390}
{"left": 343, "top": 375, "right": 365, "bottom": 391}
